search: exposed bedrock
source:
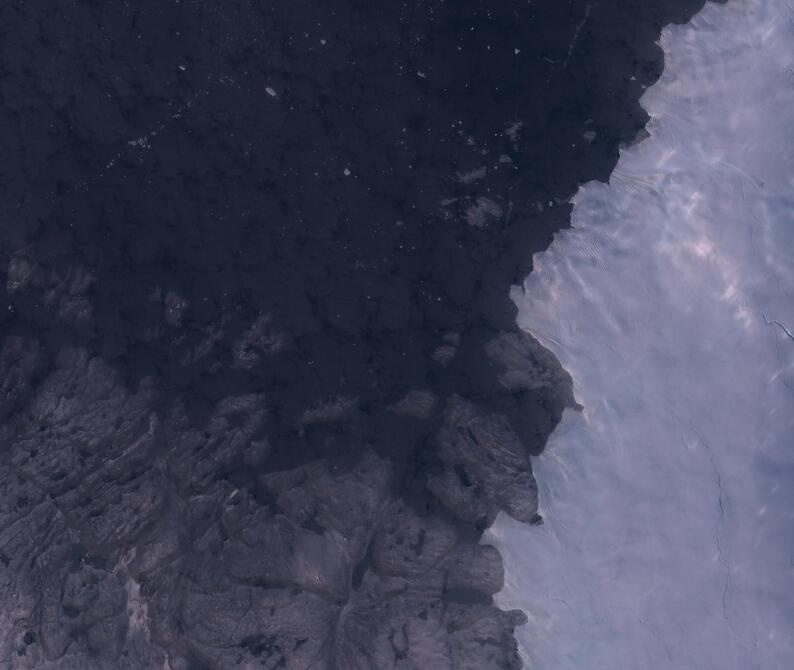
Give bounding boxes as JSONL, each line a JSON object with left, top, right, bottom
{"left": 0, "top": 0, "right": 720, "bottom": 667}
{"left": 0, "top": 338, "right": 545, "bottom": 668}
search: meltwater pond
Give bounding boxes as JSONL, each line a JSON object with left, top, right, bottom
{"left": 487, "top": 0, "right": 794, "bottom": 668}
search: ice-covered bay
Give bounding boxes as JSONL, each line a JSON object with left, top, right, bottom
{"left": 487, "top": 1, "right": 794, "bottom": 667}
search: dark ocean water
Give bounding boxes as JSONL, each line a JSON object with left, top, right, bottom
{"left": 0, "top": 1, "right": 734, "bottom": 668}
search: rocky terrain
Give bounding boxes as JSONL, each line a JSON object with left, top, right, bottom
{"left": 0, "top": 0, "right": 718, "bottom": 667}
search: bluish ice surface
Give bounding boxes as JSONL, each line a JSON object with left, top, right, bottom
{"left": 486, "top": 1, "right": 794, "bottom": 667}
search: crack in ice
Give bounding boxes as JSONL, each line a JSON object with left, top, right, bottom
{"left": 693, "top": 427, "right": 730, "bottom": 621}
{"left": 563, "top": 4, "right": 595, "bottom": 69}
{"left": 762, "top": 312, "right": 794, "bottom": 343}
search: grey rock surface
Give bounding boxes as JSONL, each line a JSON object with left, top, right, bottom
{"left": 0, "top": 342, "right": 547, "bottom": 669}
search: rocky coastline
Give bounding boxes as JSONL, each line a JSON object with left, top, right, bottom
{"left": 0, "top": 1, "right": 719, "bottom": 667}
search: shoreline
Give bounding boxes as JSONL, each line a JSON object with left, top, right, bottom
{"left": 0, "top": 0, "right": 726, "bottom": 666}
{"left": 489, "top": 0, "right": 794, "bottom": 666}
